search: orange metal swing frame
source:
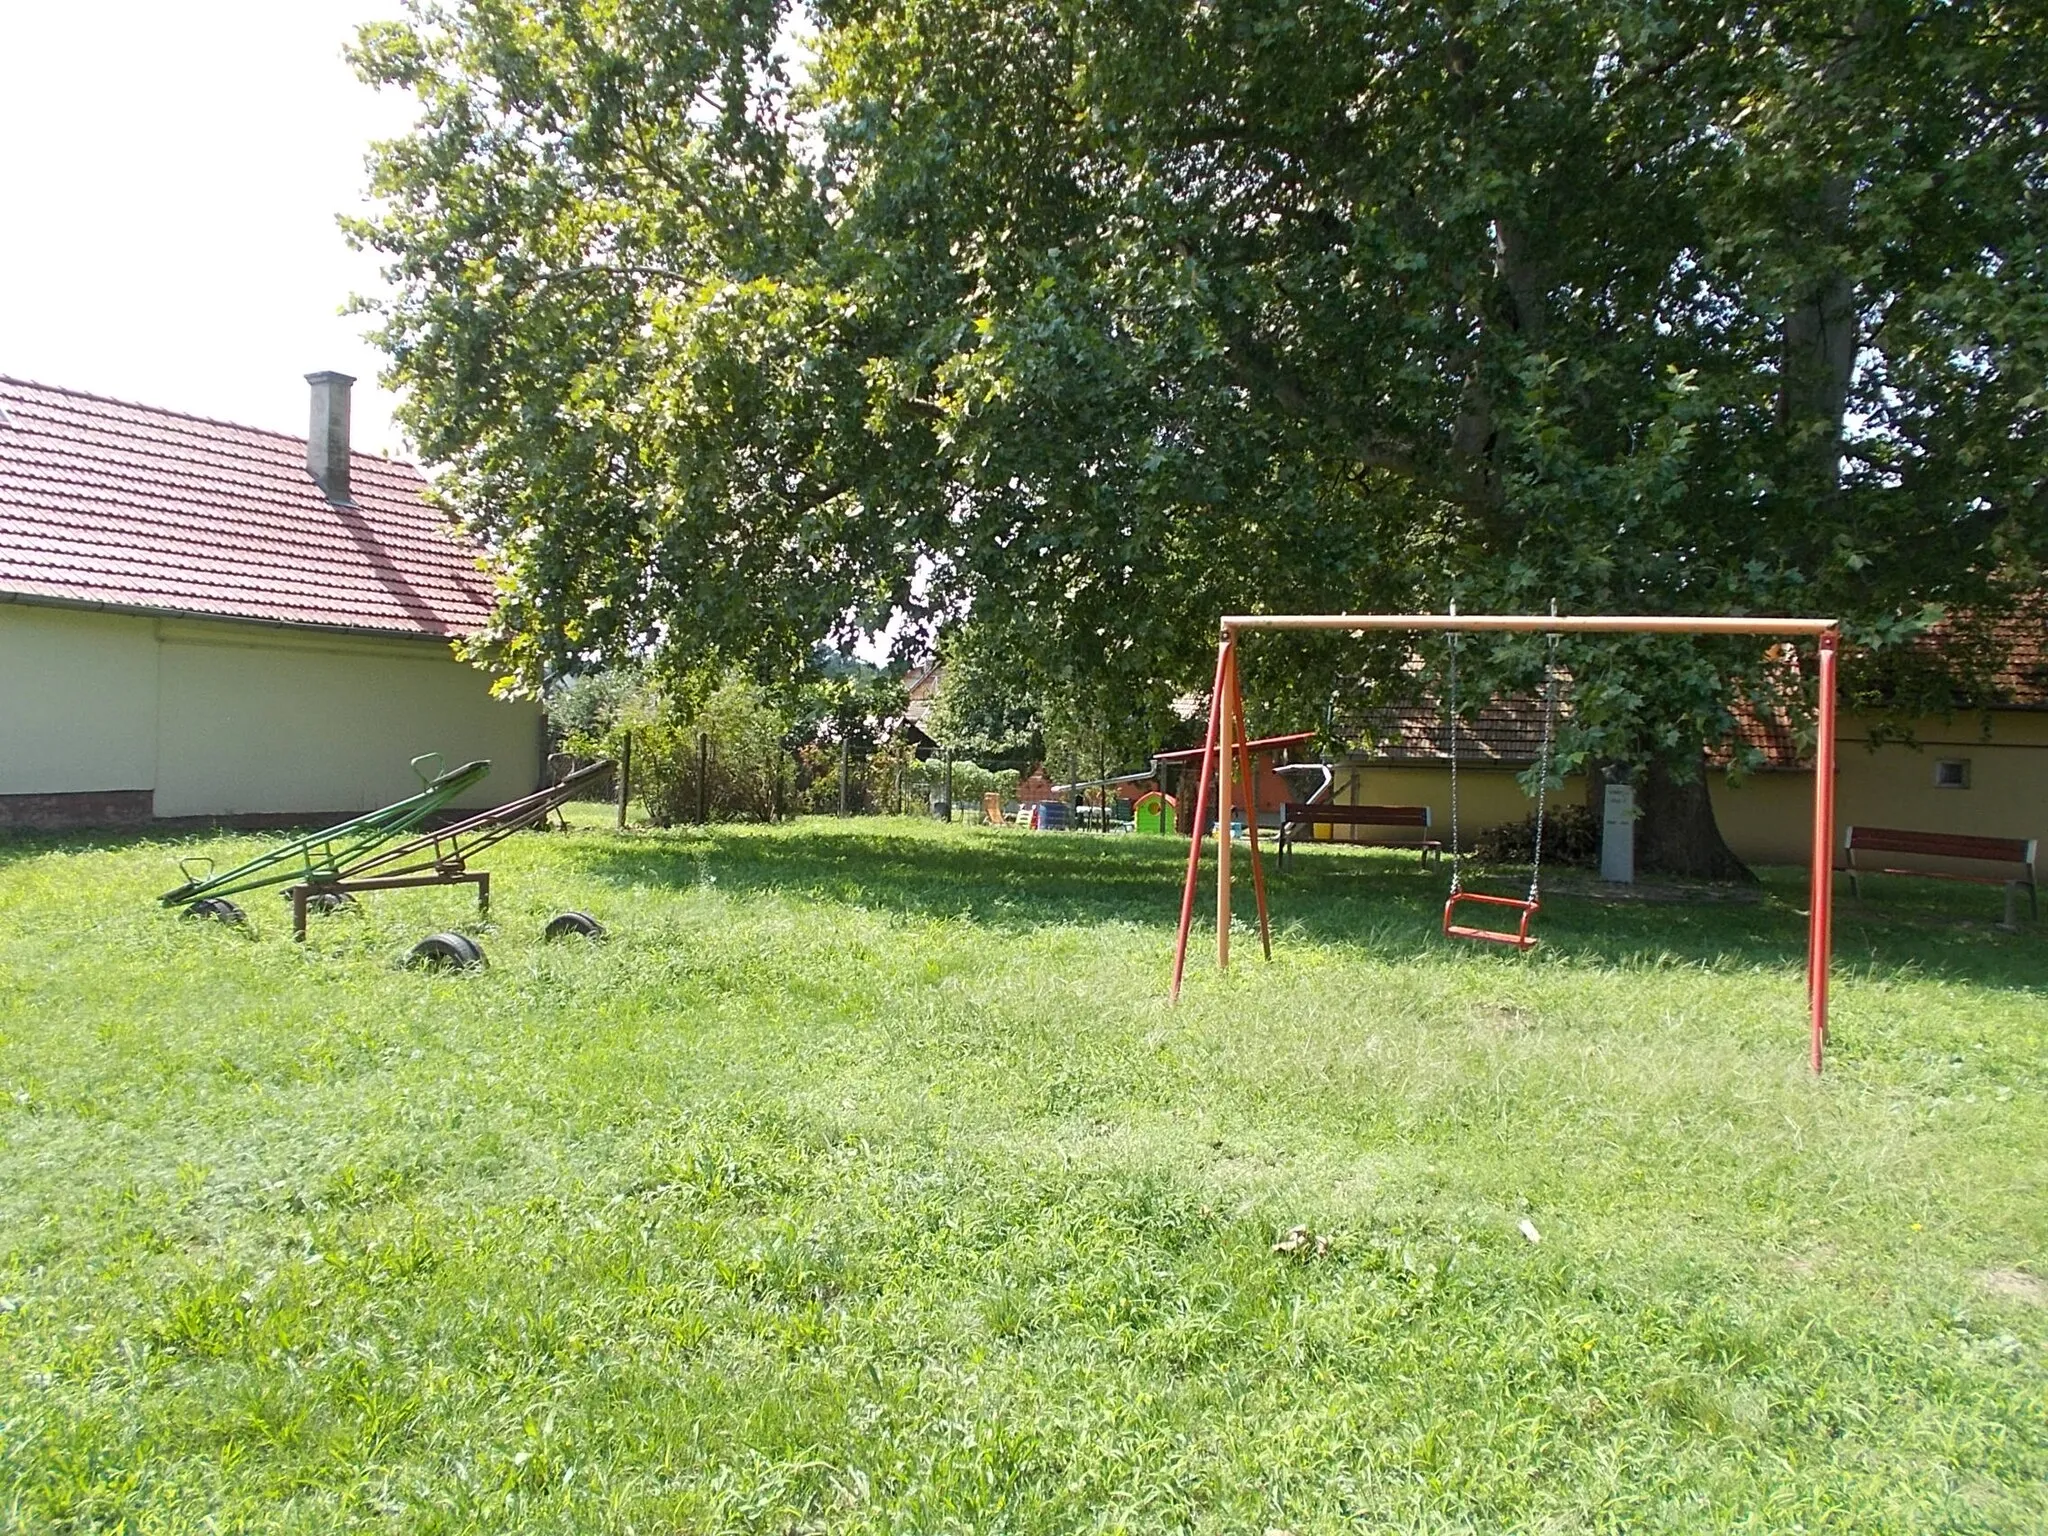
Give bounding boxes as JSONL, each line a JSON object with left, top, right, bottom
{"left": 1169, "top": 613, "right": 1843, "bottom": 1074}
{"left": 1442, "top": 890, "right": 1540, "bottom": 948}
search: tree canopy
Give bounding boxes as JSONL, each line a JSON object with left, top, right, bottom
{"left": 350, "top": 0, "right": 2047, "bottom": 775}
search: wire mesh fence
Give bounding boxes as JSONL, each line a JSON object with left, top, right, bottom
{"left": 597, "top": 733, "right": 1144, "bottom": 830}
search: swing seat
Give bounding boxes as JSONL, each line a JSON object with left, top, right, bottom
{"left": 1442, "top": 891, "right": 1540, "bottom": 949}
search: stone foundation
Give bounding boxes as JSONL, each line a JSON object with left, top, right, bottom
{"left": 0, "top": 789, "right": 154, "bottom": 831}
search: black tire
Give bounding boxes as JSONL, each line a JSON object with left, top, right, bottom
{"left": 543, "top": 910, "right": 606, "bottom": 942}
{"left": 184, "top": 898, "right": 245, "bottom": 925}
{"left": 407, "top": 932, "right": 486, "bottom": 971}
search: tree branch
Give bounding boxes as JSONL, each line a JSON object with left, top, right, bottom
{"left": 521, "top": 263, "right": 695, "bottom": 289}
{"left": 1220, "top": 331, "right": 1500, "bottom": 509}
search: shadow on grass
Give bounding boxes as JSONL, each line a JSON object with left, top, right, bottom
{"left": 0, "top": 827, "right": 202, "bottom": 870}
{"left": 561, "top": 821, "right": 2048, "bottom": 993}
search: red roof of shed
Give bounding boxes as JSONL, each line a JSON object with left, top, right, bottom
{"left": 0, "top": 376, "right": 494, "bottom": 639}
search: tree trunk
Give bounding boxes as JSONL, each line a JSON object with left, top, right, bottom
{"left": 1634, "top": 754, "right": 1754, "bottom": 882}
{"left": 1777, "top": 175, "right": 1856, "bottom": 496}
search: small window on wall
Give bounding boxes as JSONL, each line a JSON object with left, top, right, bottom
{"left": 1934, "top": 759, "right": 1971, "bottom": 789}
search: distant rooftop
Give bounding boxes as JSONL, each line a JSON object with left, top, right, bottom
{"left": 0, "top": 376, "right": 494, "bottom": 640}
{"left": 1342, "top": 609, "right": 2047, "bottom": 771}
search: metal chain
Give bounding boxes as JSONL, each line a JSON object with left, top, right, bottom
{"left": 1446, "top": 608, "right": 1461, "bottom": 895}
{"left": 1527, "top": 621, "right": 1560, "bottom": 903}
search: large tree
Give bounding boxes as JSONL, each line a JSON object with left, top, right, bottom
{"left": 350, "top": 0, "right": 2047, "bottom": 871}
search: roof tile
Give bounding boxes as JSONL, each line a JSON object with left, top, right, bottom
{"left": 0, "top": 377, "right": 494, "bottom": 638}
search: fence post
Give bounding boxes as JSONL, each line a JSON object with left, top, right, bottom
{"left": 838, "top": 738, "right": 850, "bottom": 817}
{"left": 616, "top": 731, "right": 632, "bottom": 830}
{"left": 697, "top": 731, "right": 710, "bottom": 824}
{"left": 773, "top": 750, "right": 784, "bottom": 822}
{"left": 945, "top": 756, "right": 954, "bottom": 822}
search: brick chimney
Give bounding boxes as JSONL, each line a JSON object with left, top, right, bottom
{"left": 305, "top": 370, "right": 355, "bottom": 503}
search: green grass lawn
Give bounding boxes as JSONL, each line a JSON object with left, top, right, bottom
{"left": 2, "top": 816, "right": 2044, "bottom": 1533}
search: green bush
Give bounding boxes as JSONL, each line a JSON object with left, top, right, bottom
{"left": 558, "top": 667, "right": 790, "bottom": 825}
{"left": 1471, "top": 804, "right": 1597, "bottom": 867}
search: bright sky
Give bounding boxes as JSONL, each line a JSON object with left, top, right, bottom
{"left": 0, "top": 3, "right": 417, "bottom": 455}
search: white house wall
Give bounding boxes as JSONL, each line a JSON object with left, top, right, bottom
{"left": 0, "top": 602, "right": 540, "bottom": 821}
{"left": 0, "top": 603, "right": 159, "bottom": 794}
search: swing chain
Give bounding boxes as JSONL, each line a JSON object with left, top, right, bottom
{"left": 1527, "top": 623, "right": 1561, "bottom": 903}
{"left": 1446, "top": 617, "right": 1461, "bottom": 895}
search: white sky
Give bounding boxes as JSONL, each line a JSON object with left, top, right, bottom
{"left": 0, "top": 3, "right": 417, "bottom": 455}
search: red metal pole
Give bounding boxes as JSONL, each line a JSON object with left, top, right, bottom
{"left": 1228, "top": 656, "right": 1273, "bottom": 960}
{"left": 1809, "top": 630, "right": 1840, "bottom": 1074}
{"left": 1170, "top": 638, "right": 1231, "bottom": 1002}
{"left": 1216, "top": 645, "right": 1235, "bottom": 969}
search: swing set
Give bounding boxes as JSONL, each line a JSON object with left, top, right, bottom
{"left": 1439, "top": 614, "right": 1560, "bottom": 949}
{"left": 1169, "top": 612, "right": 1844, "bottom": 1074}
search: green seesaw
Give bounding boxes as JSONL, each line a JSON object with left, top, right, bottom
{"left": 160, "top": 754, "right": 492, "bottom": 919}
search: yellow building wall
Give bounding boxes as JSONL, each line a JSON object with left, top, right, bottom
{"left": 1324, "top": 709, "right": 2047, "bottom": 869}
{"left": 1323, "top": 761, "right": 1587, "bottom": 847}
{"left": 0, "top": 603, "right": 159, "bottom": 793}
{"left": 1715, "top": 712, "right": 2048, "bottom": 865}
{"left": 1707, "top": 773, "right": 1815, "bottom": 865}
{"left": 0, "top": 602, "right": 540, "bottom": 818}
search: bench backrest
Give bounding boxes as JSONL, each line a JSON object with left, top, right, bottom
{"left": 1845, "top": 825, "right": 2036, "bottom": 870}
{"left": 1284, "top": 802, "right": 1431, "bottom": 829}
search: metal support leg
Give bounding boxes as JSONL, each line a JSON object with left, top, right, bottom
{"left": 478, "top": 872, "right": 491, "bottom": 918}
{"left": 292, "top": 886, "right": 309, "bottom": 942}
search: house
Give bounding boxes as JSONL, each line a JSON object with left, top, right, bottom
{"left": 1314, "top": 628, "right": 2048, "bottom": 868}
{"left": 0, "top": 372, "right": 541, "bottom": 830}
{"left": 1714, "top": 620, "right": 2048, "bottom": 864}
{"left": 897, "top": 660, "right": 942, "bottom": 756}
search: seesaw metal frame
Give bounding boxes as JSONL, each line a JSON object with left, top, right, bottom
{"left": 159, "top": 756, "right": 494, "bottom": 908}
{"left": 279, "top": 759, "right": 617, "bottom": 939}
{"left": 162, "top": 757, "right": 617, "bottom": 940}
{"left": 1169, "top": 613, "right": 1842, "bottom": 1074}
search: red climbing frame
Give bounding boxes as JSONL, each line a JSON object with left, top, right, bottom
{"left": 1169, "top": 613, "right": 1843, "bottom": 1074}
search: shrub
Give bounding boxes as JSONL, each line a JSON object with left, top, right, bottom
{"left": 791, "top": 741, "right": 937, "bottom": 815}
{"left": 557, "top": 667, "right": 790, "bottom": 825}
{"left": 1471, "top": 804, "right": 1597, "bottom": 867}
{"left": 645, "top": 672, "right": 789, "bottom": 824}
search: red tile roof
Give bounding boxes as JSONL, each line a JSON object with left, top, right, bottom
{"left": 1344, "top": 697, "right": 1566, "bottom": 766}
{"left": 1336, "top": 609, "right": 2048, "bottom": 772}
{"left": 1969, "top": 612, "right": 2048, "bottom": 708}
{"left": 1344, "top": 695, "right": 1815, "bottom": 770}
{"left": 1726, "top": 698, "right": 1807, "bottom": 768}
{"left": 0, "top": 376, "right": 494, "bottom": 639}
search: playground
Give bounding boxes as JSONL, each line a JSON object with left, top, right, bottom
{"left": 2, "top": 814, "right": 2044, "bottom": 1531}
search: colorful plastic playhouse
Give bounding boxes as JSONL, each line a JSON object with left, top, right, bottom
{"left": 1131, "top": 791, "right": 1176, "bottom": 835}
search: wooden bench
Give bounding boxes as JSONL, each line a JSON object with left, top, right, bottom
{"left": 1841, "top": 825, "right": 2038, "bottom": 929}
{"left": 1280, "top": 802, "right": 1441, "bottom": 868}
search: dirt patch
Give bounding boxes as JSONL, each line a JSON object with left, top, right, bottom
{"left": 1472, "top": 1003, "right": 1535, "bottom": 1032}
{"left": 1979, "top": 1269, "right": 2048, "bottom": 1306}
{"left": 1272, "top": 1224, "right": 1333, "bottom": 1261}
